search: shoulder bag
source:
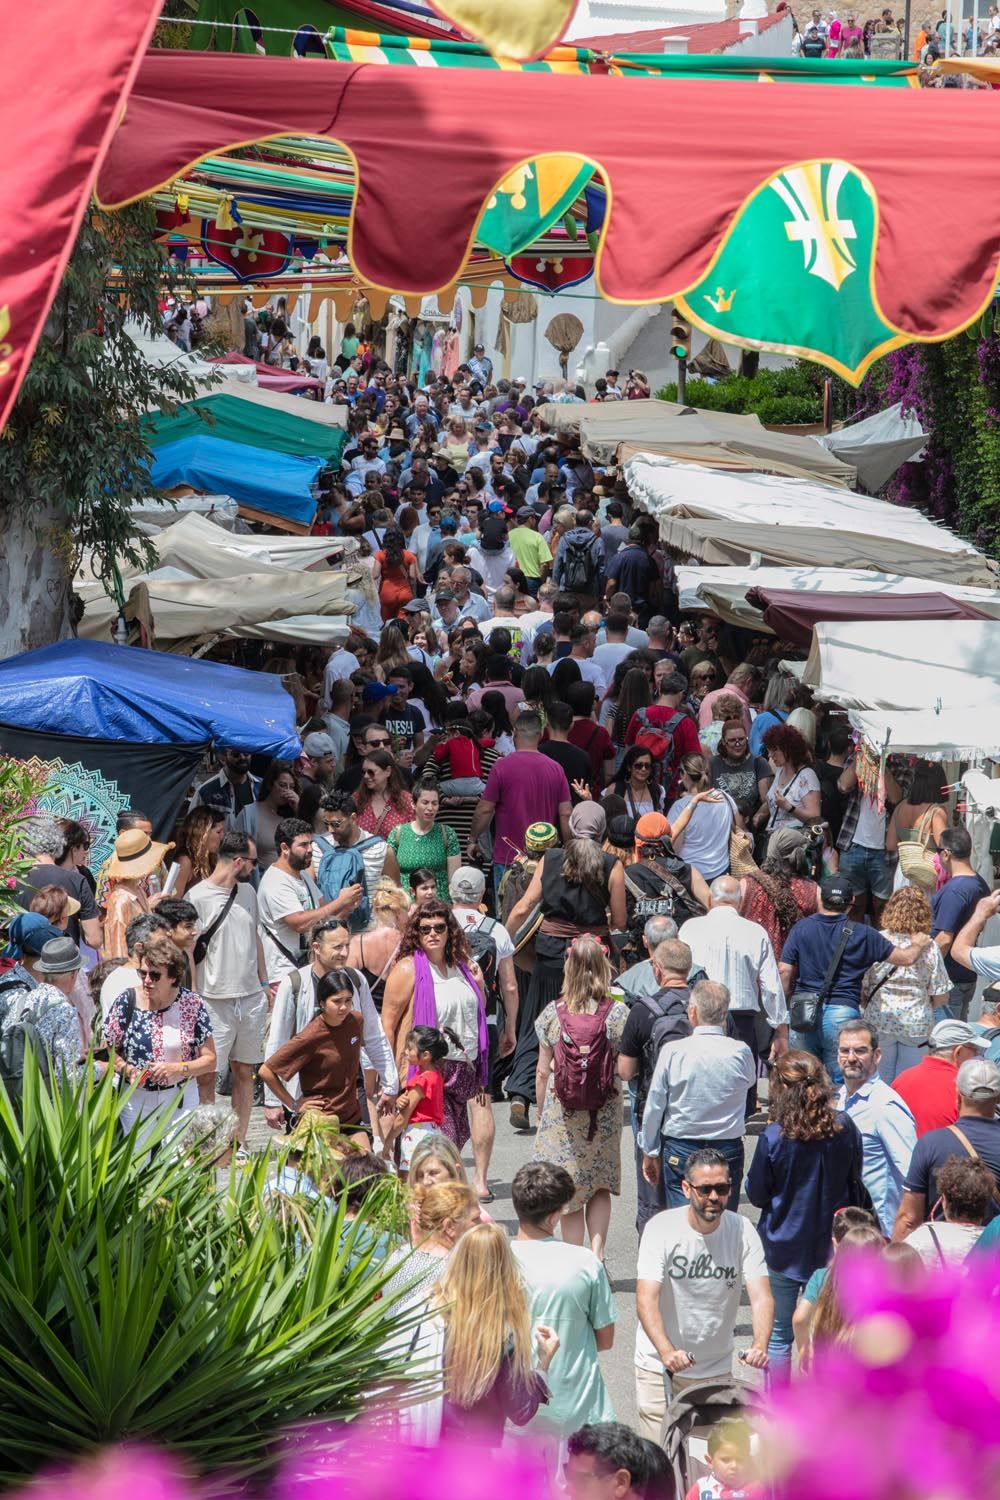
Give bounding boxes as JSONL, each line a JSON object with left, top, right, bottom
{"left": 193, "top": 886, "right": 238, "bottom": 965}
{"left": 897, "top": 807, "right": 938, "bottom": 891}
{"left": 789, "top": 920, "right": 854, "bottom": 1033}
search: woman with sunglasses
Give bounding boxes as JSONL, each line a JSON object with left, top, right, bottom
{"left": 103, "top": 935, "right": 217, "bottom": 1141}
{"left": 605, "top": 746, "right": 668, "bottom": 821}
{"left": 382, "top": 901, "right": 494, "bottom": 1201}
{"left": 355, "top": 749, "right": 414, "bottom": 840}
{"left": 684, "top": 662, "right": 718, "bottom": 720}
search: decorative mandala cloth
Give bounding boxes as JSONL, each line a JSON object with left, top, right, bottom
{"left": 25, "top": 759, "right": 131, "bottom": 874}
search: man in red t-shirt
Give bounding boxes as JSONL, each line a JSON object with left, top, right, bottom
{"left": 565, "top": 680, "right": 616, "bottom": 794}
{"left": 625, "top": 671, "right": 701, "bottom": 796}
{"left": 892, "top": 1018, "right": 989, "bottom": 1135}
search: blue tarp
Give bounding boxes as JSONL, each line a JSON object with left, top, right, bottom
{"left": 148, "top": 433, "right": 320, "bottom": 527}
{"left": 0, "top": 641, "right": 300, "bottom": 756}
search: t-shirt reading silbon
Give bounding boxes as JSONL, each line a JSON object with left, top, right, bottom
{"left": 635, "top": 1206, "right": 767, "bottom": 1378}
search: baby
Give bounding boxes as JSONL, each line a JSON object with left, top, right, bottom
{"left": 685, "top": 1417, "right": 761, "bottom": 1500}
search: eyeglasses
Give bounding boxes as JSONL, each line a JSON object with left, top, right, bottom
{"left": 138, "top": 968, "right": 163, "bottom": 983}
{"left": 694, "top": 672, "right": 717, "bottom": 682}
{"left": 837, "top": 1046, "right": 873, "bottom": 1057}
{"left": 687, "top": 1182, "right": 731, "bottom": 1198}
{"left": 419, "top": 921, "right": 448, "bottom": 936}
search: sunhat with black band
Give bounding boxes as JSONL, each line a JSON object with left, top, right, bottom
{"left": 105, "top": 829, "right": 174, "bottom": 881}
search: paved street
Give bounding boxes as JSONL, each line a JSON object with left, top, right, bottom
{"left": 249, "top": 1094, "right": 766, "bottom": 1427}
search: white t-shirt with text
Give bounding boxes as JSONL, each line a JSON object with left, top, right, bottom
{"left": 635, "top": 1207, "right": 767, "bottom": 1377}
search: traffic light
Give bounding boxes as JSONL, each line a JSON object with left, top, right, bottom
{"left": 670, "top": 307, "right": 691, "bottom": 362}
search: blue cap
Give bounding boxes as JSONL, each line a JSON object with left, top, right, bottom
{"left": 3, "top": 913, "right": 63, "bottom": 960}
{"left": 487, "top": 499, "right": 505, "bottom": 514}
{"left": 361, "top": 682, "right": 399, "bottom": 702}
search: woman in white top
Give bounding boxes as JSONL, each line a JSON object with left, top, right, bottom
{"left": 762, "top": 723, "right": 822, "bottom": 833}
{"left": 667, "top": 753, "right": 739, "bottom": 882}
{"left": 382, "top": 900, "right": 493, "bottom": 1201}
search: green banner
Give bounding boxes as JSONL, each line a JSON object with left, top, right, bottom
{"left": 145, "top": 393, "right": 347, "bottom": 464}
{"left": 678, "top": 160, "right": 905, "bottom": 384}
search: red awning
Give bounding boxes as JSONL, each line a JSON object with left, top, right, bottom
{"left": 745, "top": 587, "right": 992, "bottom": 647}
{"left": 208, "top": 353, "right": 324, "bottom": 393}
{"left": 0, "top": 0, "right": 164, "bottom": 432}
{"left": 96, "top": 52, "right": 1000, "bottom": 336}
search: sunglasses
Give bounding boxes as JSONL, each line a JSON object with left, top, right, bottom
{"left": 366, "top": 738, "right": 391, "bottom": 748}
{"left": 688, "top": 1182, "right": 731, "bottom": 1198}
{"left": 419, "top": 921, "right": 448, "bottom": 935}
{"left": 634, "top": 761, "right": 653, "bottom": 771}
{"left": 138, "top": 968, "right": 163, "bottom": 983}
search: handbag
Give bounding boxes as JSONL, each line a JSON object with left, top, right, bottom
{"left": 897, "top": 808, "right": 938, "bottom": 891}
{"left": 789, "top": 920, "right": 854, "bottom": 1033}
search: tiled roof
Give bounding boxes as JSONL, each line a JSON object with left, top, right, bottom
{"left": 577, "top": 12, "right": 786, "bottom": 53}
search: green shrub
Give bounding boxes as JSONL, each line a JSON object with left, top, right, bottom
{"left": 0, "top": 1057, "right": 420, "bottom": 1485}
{"left": 656, "top": 363, "right": 825, "bottom": 423}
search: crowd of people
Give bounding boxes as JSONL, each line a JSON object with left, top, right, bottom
{"left": 4, "top": 332, "right": 1000, "bottom": 1477}
{"left": 788, "top": 2, "right": 1000, "bottom": 60}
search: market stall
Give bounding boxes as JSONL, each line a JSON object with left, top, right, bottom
{"left": 0, "top": 640, "right": 300, "bottom": 838}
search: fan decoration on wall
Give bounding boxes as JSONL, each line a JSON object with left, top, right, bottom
{"left": 24, "top": 758, "right": 132, "bottom": 874}
{"left": 545, "top": 312, "right": 584, "bottom": 377}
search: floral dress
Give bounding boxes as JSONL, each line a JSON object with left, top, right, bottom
{"left": 0, "top": 980, "right": 83, "bottom": 1081}
{"left": 104, "top": 986, "right": 212, "bottom": 1134}
{"left": 533, "top": 998, "right": 629, "bottom": 1212}
{"left": 862, "top": 931, "right": 951, "bottom": 1043}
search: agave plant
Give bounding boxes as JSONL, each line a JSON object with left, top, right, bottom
{"left": 0, "top": 1057, "right": 424, "bottom": 1485}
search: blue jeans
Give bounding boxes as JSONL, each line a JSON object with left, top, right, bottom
{"left": 790, "top": 1003, "right": 860, "bottom": 1085}
{"left": 840, "top": 843, "right": 893, "bottom": 903}
{"left": 878, "top": 1035, "right": 928, "bottom": 1084}
{"left": 660, "top": 1135, "right": 745, "bottom": 1213}
{"left": 945, "top": 978, "right": 977, "bottom": 1022}
{"left": 767, "top": 1268, "right": 805, "bottom": 1374}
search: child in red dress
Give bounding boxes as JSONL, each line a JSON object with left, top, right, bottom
{"left": 389, "top": 1024, "right": 448, "bottom": 1176}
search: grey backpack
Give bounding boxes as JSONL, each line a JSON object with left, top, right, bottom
{"left": 0, "top": 984, "right": 61, "bottom": 1095}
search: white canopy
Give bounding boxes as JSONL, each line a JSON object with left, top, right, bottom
{"left": 536, "top": 398, "right": 856, "bottom": 486}
{"left": 677, "top": 564, "right": 1000, "bottom": 629}
{"left": 130, "top": 495, "right": 241, "bottom": 531}
{"left": 802, "top": 619, "right": 1000, "bottom": 710}
{"left": 818, "top": 403, "right": 927, "bottom": 493}
{"left": 124, "top": 322, "right": 251, "bottom": 384}
{"left": 626, "top": 455, "right": 995, "bottom": 587}
{"left": 151, "top": 512, "right": 355, "bottom": 574}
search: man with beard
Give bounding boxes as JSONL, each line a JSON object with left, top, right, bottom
{"left": 191, "top": 747, "right": 261, "bottom": 827}
{"left": 256, "top": 819, "right": 363, "bottom": 985}
{"left": 189, "top": 831, "right": 270, "bottom": 1147}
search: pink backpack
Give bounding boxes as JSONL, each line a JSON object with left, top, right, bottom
{"left": 552, "top": 996, "right": 616, "bottom": 1140}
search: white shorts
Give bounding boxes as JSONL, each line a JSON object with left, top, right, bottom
{"left": 202, "top": 992, "right": 268, "bottom": 1072}
{"left": 400, "top": 1122, "right": 443, "bottom": 1169}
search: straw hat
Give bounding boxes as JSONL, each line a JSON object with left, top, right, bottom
{"left": 106, "top": 829, "right": 174, "bottom": 880}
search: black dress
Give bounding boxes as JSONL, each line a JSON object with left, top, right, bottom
{"left": 505, "top": 848, "right": 615, "bottom": 1106}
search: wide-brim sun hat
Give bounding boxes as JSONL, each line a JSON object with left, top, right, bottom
{"left": 105, "top": 829, "right": 174, "bottom": 881}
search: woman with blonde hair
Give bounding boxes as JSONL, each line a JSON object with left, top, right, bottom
{"left": 348, "top": 876, "right": 411, "bottom": 1012}
{"left": 433, "top": 1222, "right": 558, "bottom": 1445}
{"left": 668, "top": 753, "right": 739, "bottom": 882}
{"left": 380, "top": 1179, "right": 481, "bottom": 1301}
{"left": 375, "top": 619, "right": 412, "bottom": 679}
{"left": 861, "top": 884, "right": 950, "bottom": 1083}
{"left": 532, "top": 935, "right": 629, "bottom": 1262}
{"left": 801, "top": 1223, "right": 885, "bottom": 1369}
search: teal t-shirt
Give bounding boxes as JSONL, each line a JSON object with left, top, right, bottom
{"left": 803, "top": 1266, "right": 828, "bottom": 1303}
{"left": 511, "top": 1237, "right": 616, "bottom": 1436}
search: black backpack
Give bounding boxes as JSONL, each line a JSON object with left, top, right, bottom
{"left": 464, "top": 917, "right": 502, "bottom": 1017}
{"left": 635, "top": 987, "right": 692, "bottom": 1121}
{"left": 562, "top": 533, "right": 599, "bottom": 593}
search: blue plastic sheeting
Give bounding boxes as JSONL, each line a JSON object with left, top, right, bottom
{"left": 0, "top": 641, "right": 300, "bottom": 756}
{"left": 148, "top": 434, "right": 320, "bottom": 527}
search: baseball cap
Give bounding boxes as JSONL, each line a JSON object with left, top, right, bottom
{"left": 434, "top": 589, "right": 457, "bottom": 603}
{"left": 606, "top": 814, "right": 638, "bottom": 851}
{"left": 820, "top": 876, "right": 853, "bottom": 912}
{"left": 401, "top": 599, "right": 429, "bottom": 614}
{"left": 474, "top": 343, "right": 485, "bottom": 352}
{"left": 487, "top": 499, "right": 505, "bottom": 514}
{"left": 957, "top": 1057, "right": 1000, "bottom": 1099}
{"left": 930, "top": 1018, "right": 990, "bottom": 1052}
{"left": 450, "top": 866, "right": 486, "bottom": 903}
{"left": 303, "top": 732, "right": 335, "bottom": 758}
{"left": 439, "top": 517, "right": 458, "bottom": 533}
{"left": 635, "top": 812, "right": 672, "bottom": 848}
{"left": 512, "top": 375, "right": 527, "bottom": 387}
{"left": 516, "top": 506, "right": 535, "bottom": 522}
{"left": 361, "top": 682, "right": 398, "bottom": 702}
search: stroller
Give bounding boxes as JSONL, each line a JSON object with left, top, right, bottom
{"left": 662, "top": 1380, "right": 754, "bottom": 1499}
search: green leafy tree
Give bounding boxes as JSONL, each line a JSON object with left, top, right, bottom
{"left": 0, "top": 206, "right": 202, "bottom": 657}
{"left": 0, "top": 1057, "right": 422, "bottom": 1484}
{"left": 0, "top": 758, "right": 52, "bottom": 920}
